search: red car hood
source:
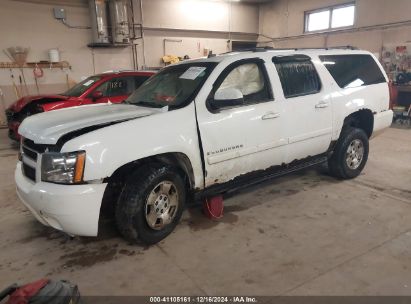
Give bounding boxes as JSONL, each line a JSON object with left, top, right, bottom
{"left": 8, "top": 94, "right": 69, "bottom": 112}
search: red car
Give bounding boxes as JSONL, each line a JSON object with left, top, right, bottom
{"left": 5, "top": 70, "right": 155, "bottom": 141}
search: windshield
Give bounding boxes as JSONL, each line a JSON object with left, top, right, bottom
{"left": 62, "top": 76, "right": 101, "bottom": 97}
{"left": 126, "top": 62, "right": 216, "bottom": 109}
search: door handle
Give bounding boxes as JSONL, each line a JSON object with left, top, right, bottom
{"left": 262, "top": 112, "right": 281, "bottom": 120}
{"left": 315, "top": 101, "right": 330, "bottom": 108}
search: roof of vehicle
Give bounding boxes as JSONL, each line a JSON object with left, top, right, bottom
{"left": 96, "top": 70, "right": 156, "bottom": 78}
{"left": 176, "top": 46, "right": 375, "bottom": 65}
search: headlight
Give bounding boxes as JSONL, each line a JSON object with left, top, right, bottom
{"left": 41, "top": 151, "right": 86, "bottom": 184}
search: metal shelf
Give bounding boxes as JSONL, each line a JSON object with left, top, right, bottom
{"left": 0, "top": 61, "right": 71, "bottom": 69}
{"left": 87, "top": 43, "right": 131, "bottom": 48}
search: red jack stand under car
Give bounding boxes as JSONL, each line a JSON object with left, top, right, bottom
{"left": 203, "top": 195, "right": 224, "bottom": 220}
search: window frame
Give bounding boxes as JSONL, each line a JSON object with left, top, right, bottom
{"left": 206, "top": 58, "right": 274, "bottom": 113}
{"left": 272, "top": 55, "right": 323, "bottom": 99}
{"left": 304, "top": 2, "right": 356, "bottom": 33}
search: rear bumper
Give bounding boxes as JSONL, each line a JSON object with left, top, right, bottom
{"left": 371, "top": 110, "right": 393, "bottom": 139}
{"left": 15, "top": 162, "right": 107, "bottom": 236}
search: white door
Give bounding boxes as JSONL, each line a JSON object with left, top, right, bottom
{"left": 196, "top": 59, "right": 287, "bottom": 187}
{"left": 272, "top": 55, "right": 333, "bottom": 163}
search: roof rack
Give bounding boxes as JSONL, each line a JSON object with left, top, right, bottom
{"left": 228, "top": 45, "right": 358, "bottom": 53}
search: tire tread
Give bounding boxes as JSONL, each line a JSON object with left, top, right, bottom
{"left": 115, "top": 163, "right": 185, "bottom": 244}
{"left": 328, "top": 127, "right": 369, "bottom": 179}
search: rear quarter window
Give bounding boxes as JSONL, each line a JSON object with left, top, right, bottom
{"left": 319, "top": 54, "right": 386, "bottom": 89}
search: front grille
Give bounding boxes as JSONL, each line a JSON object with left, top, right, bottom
{"left": 21, "top": 139, "right": 59, "bottom": 182}
{"left": 22, "top": 163, "right": 36, "bottom": 182}
{"left": 21, "top": 139, "right": 41, "bottom": 182}
{"left": 23, "top": 138, "right": 49, "bottom": 154}
{"left": 22, "top": 146, "right": 38, "bottom": 161}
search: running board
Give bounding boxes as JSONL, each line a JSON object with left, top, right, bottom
{"left": 193, "top": 154, "right": 328, "bottom": 201}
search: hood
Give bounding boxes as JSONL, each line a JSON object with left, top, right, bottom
{"left": 8, "top": 94, "right": 68, "bottom": 112}
{"left": 19, "top": 103, "right": 159, "bottom": 145}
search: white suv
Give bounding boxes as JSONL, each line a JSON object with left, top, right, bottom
{"left": 16, "top": 48, "right": 393, "bottom": 244}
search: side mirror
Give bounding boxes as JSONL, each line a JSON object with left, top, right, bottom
{"left": 91, "top": 91, "right": 103, "bottom": 101}
{"left": 209, "top": 88, "right": 244, "bottom": 110}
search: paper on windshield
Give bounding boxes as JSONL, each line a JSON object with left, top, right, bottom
{"left": 83, "top": 80, "right": 95, "bottom": 86}
{"left": 179, "top": 67, "right": 206, "bottom": 80}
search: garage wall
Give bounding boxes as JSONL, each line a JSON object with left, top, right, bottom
{"left": 140, "top": 0, "right": 258, "bottom": 33}
{"left": 258, "top": 0, "right": 411, "bottom": 52}
{"left": 0, "top": 0, "right": 259, "bottom": 114}
{"left": 135, "top": 0, "right": 259, "bottom": 68}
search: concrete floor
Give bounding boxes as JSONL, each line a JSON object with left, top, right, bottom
{"left": 0, "top": 128, "right": 410, "bottom": 296}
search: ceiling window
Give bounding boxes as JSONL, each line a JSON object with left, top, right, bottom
{"left": 305, "top": 3, "right": 355, "bottom": 33}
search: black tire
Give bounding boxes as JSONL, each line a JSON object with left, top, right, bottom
{"left": 115, "top": 163, "right": 186, "bottom": 245}
{"left": 328, "top": 127, "right": 369, "bottom": 179}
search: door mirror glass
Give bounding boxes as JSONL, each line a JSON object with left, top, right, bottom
{"left": 210, "top": 88, "right": 244, "bottom": 109}
{"left": 92, "top": 90, "right": 103, "bottom": 100}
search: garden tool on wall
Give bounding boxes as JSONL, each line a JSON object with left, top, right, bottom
{"left": 5, "top": 47, "right": 30, "bottom": 95}
{"left": 18, "top": 75, "right": 23, "bottom": 96}
{"left": 8, "top": 69, "right": 20, "bottom": 99}
{"left": 20, "top": 68, "right": 29, "bottom": 95}
{"left": 33, "top": 63, "right": 44, "bottom": 94}
{"left": 63, "top": 67, "right": 70, "bottom": 90}
{"left": 0, "top": 88, "right": 7, "bottom": 127}
{"left": 3, "top": 50, "right": 21, "bottom": 99}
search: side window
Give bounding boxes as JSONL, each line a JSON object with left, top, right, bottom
{"left": 106, "top": 77, "right": 133, "bottom": 96}
{"left": 93, "top": 81, "right": 109, "bottom": 97}
{"left": 319, "top": 54, "right": 386, "bottom": 89}
{"left": 273, "top": 56, "right": 321, "bottom": 98}
{"left": 94, "top": 77, "right": 137, "bottom": 98}
{"left": 214, "top": 62, "right": 271, "bottom": 106}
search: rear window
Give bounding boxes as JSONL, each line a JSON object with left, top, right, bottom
{"left": 273, "top": 55, "right": 322, "bottom": 98}
{"left": 319, "top": 54, "right": 386, "bottom": 89}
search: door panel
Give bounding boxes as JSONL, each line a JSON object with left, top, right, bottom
{"left": 108, "top": 95, "right": 128, "bottom": 103}
{"left": 198, "top": 102, "right": 286, "bottom": 187}
{"left": 196, "top": 59, "right": 287, "bottom": 187}
{"left": 272, "top": 55, "right": 332, "bottom": 163}
{"left": 78, "top": 97, "right": 93, "bottom": 106}
{"left": 282, "top": 93, "right": 332, "bottom": 162}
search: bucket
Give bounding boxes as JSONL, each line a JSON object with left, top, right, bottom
{"left": 48, "top": 49, "right": 60, "bottom": 63}
{"left": 203, "top": 195, "right": 224, "bottom": 220}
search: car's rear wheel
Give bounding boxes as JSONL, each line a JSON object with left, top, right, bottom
{"left": 115, "top": 164, "right": 185, "bottom": 245}
{"left": 328, "top": 127, "right": 369, "bottom": 179}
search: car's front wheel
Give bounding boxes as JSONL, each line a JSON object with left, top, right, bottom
{"left": 328, "top": 127, "right": 369, "bottom": 179}
{"left": 115, "top": 164, "right": 186, "bottom": 245}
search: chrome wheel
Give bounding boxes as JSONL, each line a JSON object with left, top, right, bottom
{"left": 345, "top": 139, "right": 364, "bottom": 170}
{"left": 145, "top": 181, "right": 179, "bottom": 230}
